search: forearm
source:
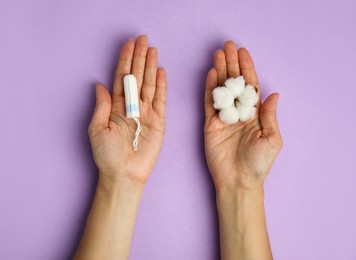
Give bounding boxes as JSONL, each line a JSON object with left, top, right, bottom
{"left": 74, "top": 174, "right": 144, "bottom": 260}
{"left": 216, "top": 186, "right": 272, "bottom": 260}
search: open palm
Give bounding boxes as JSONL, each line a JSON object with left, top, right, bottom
{"left": 88, "top": 35, "right": 167, "bottom": 185}
{"left": 204, "top": 41, "right": 282, "bottom": 190}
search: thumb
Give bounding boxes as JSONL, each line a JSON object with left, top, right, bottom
{"left": 259, "top": 93, "right": 280, "bottom": 138}
{"left": 90, "top": 83, "right": 112, "bottom": 128}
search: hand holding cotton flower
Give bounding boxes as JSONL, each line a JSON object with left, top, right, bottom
{"left": 204, "top": 43, "right": 283, "bottom": 259}
{"left": 204, "top": 41, "right": 283, "bottom": 192}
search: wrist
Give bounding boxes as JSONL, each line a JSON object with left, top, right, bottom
{"left": 216, "top": 183, "right": 264, "bottom": 195}
{"left": 216, "top": 185, "right": 265, "bottom": 212}
{"left": 213, "top": 169, "right": 266, "bottom": 195}
{"left": 97, "top": 173, "right": 145, "bottom": 198}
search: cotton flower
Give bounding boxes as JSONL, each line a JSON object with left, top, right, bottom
{"left": 212, "top": 76, "right": 259, "bottom": 124}
{"left": 212, "top": 86, "right": 234, "bottom": 109}
{"left": 225, "top": 76, "right": 245, "bottom": 98}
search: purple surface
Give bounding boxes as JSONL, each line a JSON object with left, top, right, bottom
{"left": 1, "top": 0, "right": 356, "bottom": 259}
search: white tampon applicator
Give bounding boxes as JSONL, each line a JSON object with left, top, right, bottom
{"left": 123, "top": 74, "right": 141, "bottom": 151}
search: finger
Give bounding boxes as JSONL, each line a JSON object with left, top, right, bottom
{"left": 259, "top": 93, "right": 281, "bottom": 139}
{"left": 214, "top": 49, "right": 227, "bottom": 86}
{"left": 89, "top": 83, "right": 112, "bottom": 130}
{"left": 153, "top": 68, "right": 167, "bottom": 117}
{"left": 205, "top": 68, "right": 218, "bottom": 120}
{"left": 131, "top": 35, "right": 148, "bottom": 94}
{"left": 238, "top": 47, "right": 261, "bottom": 110}
{"left": 141, "top": 47, "right": 158, "bottom": 103}
{"left": 224, "top": 40, "right": 240, "bottom": 77}
{"left": 238, "top": 47, "right": 259, "bottom": 89}
{"left": 112, "top": 38, "right": 135, "bottom": 114}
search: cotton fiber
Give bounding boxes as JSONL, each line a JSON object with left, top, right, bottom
{"left": 225, "top": 76, "right": 245, "bottom": 98}
{"left": 212, "top": 76, "right": 259, "bottom": 124}
{"left": 238, "top": 85, "right": 259, "bottom": 107}
{"left": 212, "top": 87, "right": 234, "bottom": 109}
{"left": 219, "top": 106, "right": 240, "bottom": 124}
{"left": 236, "top": 101, "right": 256, "bottom": 122}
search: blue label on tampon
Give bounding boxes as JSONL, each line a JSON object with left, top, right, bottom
{"left": 126, "top": 104, "right": 139, "bottom": 113}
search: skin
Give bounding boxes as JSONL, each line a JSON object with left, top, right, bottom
{"left": 74, "top": 36, "right": 282, "bottom": 260}
{"left": 204, "top": 41, "right": 283, "bottom": 260}
{"left": 73, "top": 35, "right": 167, "bottom": 260}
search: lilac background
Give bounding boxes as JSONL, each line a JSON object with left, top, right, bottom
{"left": 0, "top": 0, "right": 355, "bottom": 259}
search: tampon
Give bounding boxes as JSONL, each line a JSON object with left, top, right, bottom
{"left": 124, "top": 74, "right": 141, "bottom": 151}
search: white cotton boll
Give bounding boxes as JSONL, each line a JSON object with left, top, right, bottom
{"left": 236, "top": 102, "right": 256, "bottom": 122}
{"left": 213, "top": 87, "right": 234, "bottom": 109}
{"left": 239, "top": 85, "right": 259, "bottom": 107}
{"left": 219, "top": 106, "right": 240, "bottom": 124}
{"left": 225, "top": 76, "right": 245, "bottom": 98}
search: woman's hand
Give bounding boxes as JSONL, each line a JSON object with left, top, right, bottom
{"left": 204, "top": 41, "right": 282, "bottom": 192}
{"left": 88, "top": 35, "right": 167, "bottom": 188}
